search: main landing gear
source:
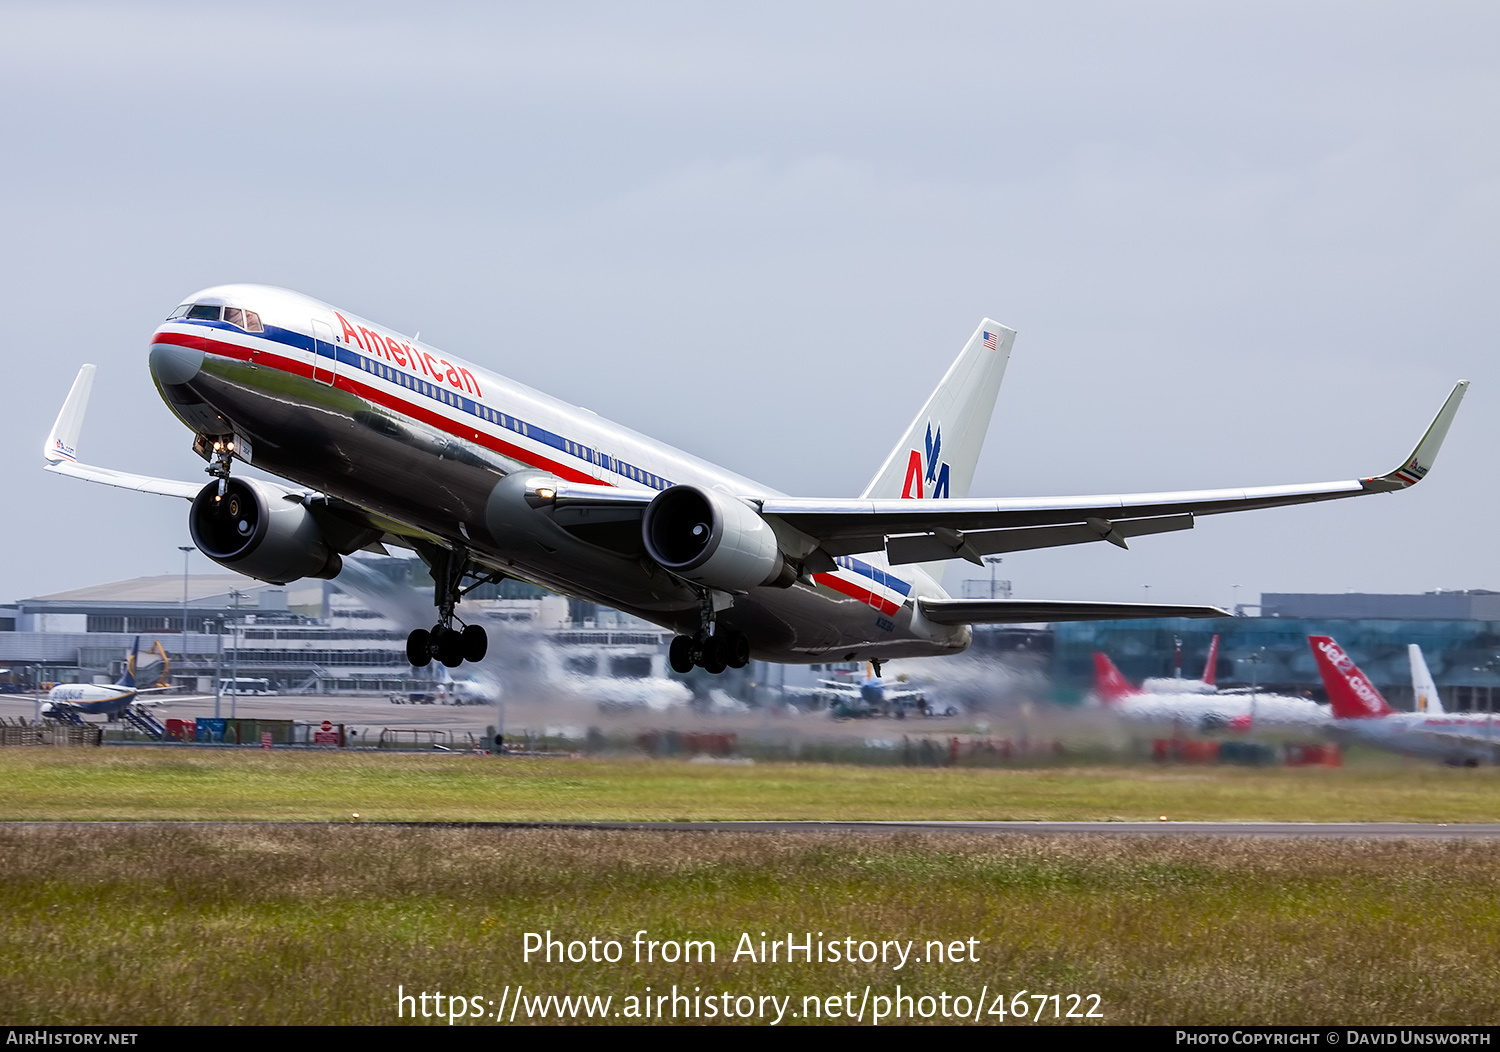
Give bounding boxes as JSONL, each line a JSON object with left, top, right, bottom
{"left": 406, "top": 544, "right": 497, "bottom": 669}
{"left": 668, "top": 590, "right": 750, "bottom": 675}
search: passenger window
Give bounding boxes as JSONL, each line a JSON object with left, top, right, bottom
{"left": 224, "top": 307, "right": 245, "bottom": 328}
{"left": 244, "top": 311, "right": 263, "bottom": 332}
{"left": 186, "top": 304, "right": 221, "bottom": 321}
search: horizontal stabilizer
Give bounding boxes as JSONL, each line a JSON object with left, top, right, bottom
{"left": 918, "top": 597, "right": 1229, "bottom": 625}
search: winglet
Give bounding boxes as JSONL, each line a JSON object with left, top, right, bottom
{"left": 1366, "top": 380, "right": 1468, "bottom": 491}
{"left": 44, "top": 365, "right": 96, "bottom": 465}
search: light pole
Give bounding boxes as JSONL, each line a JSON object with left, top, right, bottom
{"left": 1242, "top": 647, "right": 1266, "bottom": 724}
{"left": 229, "top": 589, "right": 245, "bottom": 720}
{"left": 212, "top": 617, "right": 223, "bottom": 720}
{"left": 178, "top": 546, "right": 193, "bottom": 681}
{"left": 984, "top": 556, "right": 1005, "bottom": 599}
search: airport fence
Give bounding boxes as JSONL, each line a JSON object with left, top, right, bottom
{"left": 0, "top": 718, "right": 101, "bottom": 747}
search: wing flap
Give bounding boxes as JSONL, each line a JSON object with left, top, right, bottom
{"left": 885, "top": 513, "right": 1193, "bottom": 565}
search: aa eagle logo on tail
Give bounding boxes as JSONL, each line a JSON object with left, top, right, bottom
{"left": 901, "top": 422, "right": 950, "bottom": 499}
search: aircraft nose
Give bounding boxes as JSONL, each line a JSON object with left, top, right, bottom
{"left": 149, "top": 341, "right": 203, "bottom": 386}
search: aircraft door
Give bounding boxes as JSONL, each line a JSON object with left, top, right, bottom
{"left": 310, "top": 319, "right": 336, "bottom": 386}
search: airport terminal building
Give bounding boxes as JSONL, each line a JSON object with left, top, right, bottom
{"left": 1051, "top": 590, "right": 1500, "bottom": 712}
{"left": 4, "top": 568, "right": 1498, "bottom": 713}
{"left": 0, "top": 562, "right": 672, "bottom": 695}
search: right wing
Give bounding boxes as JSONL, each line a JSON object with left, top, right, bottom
{"left": 43, "top": 365, "right": 203, "bottom": 500}
{"left": 535, "top": 381, "right": 1468, "bottom": 574}
{"left": 758, "top": 380, "right": 1469, "bottom": 565}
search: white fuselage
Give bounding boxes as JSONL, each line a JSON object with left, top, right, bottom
{"left": 148, "top": 285, "right": 966, "bottom": 663}
{"left": 1107, "top": 693, "right": 1330, "bottom": 734}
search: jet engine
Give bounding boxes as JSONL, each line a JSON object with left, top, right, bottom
{"left": 189, "top": 478, "right": 343, "bottom": 585}
{"left": 641, "top": 485, "right": 795, "bottom": 592}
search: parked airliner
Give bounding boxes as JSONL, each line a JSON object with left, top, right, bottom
{"left": 1092, "top": 652, "right": 1329, "bottom": 733}
{"left": 1309, "top": 635, "right": 1499, "bottom": 765}
{"left": 1139, "top": 635, "right": 1220, "bottom": 695}
{"left": 41, "top": 639, "right": 173, "bottom": 724}
{"left": 43, "top": 284, "right": 1466, "bottom": 675}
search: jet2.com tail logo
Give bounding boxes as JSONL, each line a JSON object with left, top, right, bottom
{"left": 901, "top": 422, "right": 950, "bottom": 499}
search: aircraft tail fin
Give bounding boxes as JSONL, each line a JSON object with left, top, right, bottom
{"left": 118, "top": 636, "right": 140, "bottom": 690}
{"left": 861, "top": 320, "right": 1014, "bottom": 501}
{"left": 152, "top": 640, "right": 172, "bottom": 689}
{"left": 44, "top": 364, "right": 96, "bottom": 465}
{"left": 1409, "top": 644, "right": 1444, "bottom": 715}
{"left": 1092, "top": 653, "right": 1139, "bottom": 704}
{"left": 1201, "top": 635, "right": 1220, "bottom": 687}
{"left": 1308, "top": 635, "right": 1394, "bottom": 719}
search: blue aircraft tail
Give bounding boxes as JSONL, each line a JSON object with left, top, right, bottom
{"left": 117, "top": 637, "right": 140, "bottom": 689}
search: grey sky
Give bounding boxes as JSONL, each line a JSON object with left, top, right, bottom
{"left": 2, "top": 2, "right": 1496, "bottom": 609}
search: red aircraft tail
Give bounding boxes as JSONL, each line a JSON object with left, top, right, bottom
{"left": 1201, "top": 634, "right": 1220, "bottom": 687}
{"left": 1092, "top": 653, "right": 1139, "bottom": 704}
{"left": 1308, "top": 635, "right": 1394, "bottom": 719}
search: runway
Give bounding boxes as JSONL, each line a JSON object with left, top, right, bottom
{"left": 7, "top": 820, "right": 1500, "bottom": 838}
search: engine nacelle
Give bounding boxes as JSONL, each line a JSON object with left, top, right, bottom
{"left": 189, "top": 478, "right": 342, "bottom": 585}
{"left": 641, "top": 485, "right": 793, "bottom": 592}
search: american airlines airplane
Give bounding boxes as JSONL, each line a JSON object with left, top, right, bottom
{"left": 42, "top": 284, "right": 1467, "bottom": 676}
{"left": 1309, "top": 635, "right": 1499, "bottom": 765}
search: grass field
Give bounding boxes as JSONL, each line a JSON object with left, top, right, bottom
{"left": 4, "top": 748, "right": 1498, "bottom": 1026}
{"left": 2, "top": 824, "right": 1497, "bottom": 1025}
{"left": 1, "top": 746, "right": 1498, "bottom": 823}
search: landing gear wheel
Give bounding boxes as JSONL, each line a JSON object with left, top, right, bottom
{"left": 437, "top": 628, "right": 465, "bottom": 668}
{"left": 669, "top": 635, "right": 695, "bottom": 674}
{"left": 406, "top": 629, "right": 432, "bottom": 668}
{"left": 701, "top": 635, "right": 728, "bottom": 674}
{"left": 726, "top": 632, "right": 750, "bottom": 669}
{"left": 462, "top": 624, "right": 488, "bottom": 663}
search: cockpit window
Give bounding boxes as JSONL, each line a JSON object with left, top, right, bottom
{"left": 178, "top": 303, "right": 265, "bottom": 332}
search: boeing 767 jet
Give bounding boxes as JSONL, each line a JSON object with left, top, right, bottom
{"left": 43, "top": 285, "right": 1466, "bottom": 675}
